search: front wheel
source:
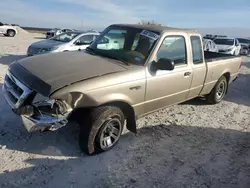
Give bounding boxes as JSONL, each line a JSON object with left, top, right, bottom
{"left": 78, "top": 106, "right": 124, "bottom": 155}
{"left": 206, "top": 76, "right": 228, "bottom": 104}
{"left": 7, "top": 30, "right": 16, "bottom": 37}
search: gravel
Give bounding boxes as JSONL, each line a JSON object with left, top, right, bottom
{"left": 0, "top": 32, "right": 250, "bottom": 188}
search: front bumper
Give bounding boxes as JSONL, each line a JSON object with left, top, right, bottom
{"left": 3, "top": 83, "right": 71, "bottom": 133}
{"left": 219, "top": 50, "right": 233, "bottom": 55}
{"left": 20, "top": 113, "right": 69, "bottom": 132}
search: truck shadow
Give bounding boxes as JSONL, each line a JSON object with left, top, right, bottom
{"left": 0, "top": 124, "right": 249, "bottom": 187}
{"left": 0, "top": 54, "right": 26, "bottom": 65}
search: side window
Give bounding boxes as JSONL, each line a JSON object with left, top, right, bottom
{"left": 0, "top": 22, "right": 3, "bottom": 26}
{"left": 157, "top": 36, "right": 187, "bottom": 65}
{"left": 190, "top": 36, "right": 203, "bottom": 64}
{"left": 76, "top": 35, "right": 94, "bottom": 45}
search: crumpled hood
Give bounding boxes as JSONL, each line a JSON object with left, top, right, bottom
{"left": 30, "top": 39, "right": 65, "bottom": 49}
{"left": 10, "top": 52, "right": 127, "bottom": 96}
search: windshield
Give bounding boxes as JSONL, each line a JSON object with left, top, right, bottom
{"left": 50, "top": 32, "right": 80, "bottom": 42}
{"left": 237, "top": 38, "right": 250, "bottom": 44}
{"left": 88, "top": 26, "right": 160, "bottom": 65}
{"left": 214, "top": 38, "right": 234, "bottom": 45}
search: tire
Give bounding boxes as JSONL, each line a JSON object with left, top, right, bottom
{"left": 78, "top": 106, "right": 125, "bottom": 155}
{"left": 7, "top": 30, "right": 16, "bottom": 37}
{"left": 206, "top": 76, "right": 228, "bottom": 104}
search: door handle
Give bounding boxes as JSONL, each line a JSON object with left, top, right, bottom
{"left": 184, "top": 72, "right": 191, "bottom": 76}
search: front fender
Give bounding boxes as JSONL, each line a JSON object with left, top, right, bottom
{"left": 53, "top": 91, "right": 134, "bottom": 109}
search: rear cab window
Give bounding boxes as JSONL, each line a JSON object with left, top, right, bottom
{"left": 190, "top": 36, "right": 204, "bottom": 64}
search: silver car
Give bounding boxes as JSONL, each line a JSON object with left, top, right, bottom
{"left": 27, "top": 31, "right": 100, "bottom": 56}
{"left": 46, "top": 28, "right": 75, "bottom": 39}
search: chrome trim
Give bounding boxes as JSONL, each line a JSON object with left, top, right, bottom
{"left": 3, "top": 71, "right": 32, "bottom": 109}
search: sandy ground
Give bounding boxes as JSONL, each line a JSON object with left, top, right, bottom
{"left": 0, "top": 32, "right": 250, "bottom": 188}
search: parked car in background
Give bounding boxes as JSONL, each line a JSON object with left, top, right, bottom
{"left": 46, "top": 28, "right": 75, "bottom": 39}
{"left": 203, "top": 34, "right": 227, "bottom": 40}
{"left": 4, "top": 24, "right": 242, "bottom": 155}
{"left": 28, "top": 31, "right": 99, "bottom": 56}
{"left": 237, "top": 38, "right": 250, "bottom": 55}
{"left": 203, "top": 39, "right": 219, "bottom": 52}
{"left": 214, "top": 37, "right": 241, "bottom": 56}
{"left": 0, "top": 22, "right": 17, "bottom": 37}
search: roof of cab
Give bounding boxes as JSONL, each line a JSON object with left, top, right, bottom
{"left": 109, "top": 24, "right": 199, "bottom": 35}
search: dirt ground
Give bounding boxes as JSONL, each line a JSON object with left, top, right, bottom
{"left": 0, "top": 32, "right": 249, "bottom": 188}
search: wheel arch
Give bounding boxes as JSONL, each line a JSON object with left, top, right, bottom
{"left": 70, "top": 100, "right": 137, "bottom": 134}
{"left": 100, "top": 101, "right": 137, "bottom": 133}
{"left": 7, "top": 29, "right": 16, "bottom": 33}
{"left": 7, "top": 29, "right": 16, "bottom": 36}
{"left": 222, "top": 72, "right": 230, "bottom": 94}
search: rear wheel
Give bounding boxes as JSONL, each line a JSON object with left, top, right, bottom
{"left": 206, "top": 76, "right": 228, "bottom": 104}
{"left": 7, "top": 30, "right": 16, "bottom": 37}
{"left": 78, "top": 106, "right": 124, "bottom": 155}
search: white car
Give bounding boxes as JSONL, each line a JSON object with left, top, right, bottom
{"left": 97, "top": 35, "right": 121, "bottom": 50}
{"left": 46, "top": 28, "right": 75, "bottom": 39}
{"left": 213, "top": 37, "right": 241, "bottom": 56}
{"left": 203, "top": 39, "right": 219, "bottom": 52}
{"left": 27, "top": 31, "right": 100, "bottom": 56}
{"left": 0, "top": 22, "right": 17, "bottom": 37}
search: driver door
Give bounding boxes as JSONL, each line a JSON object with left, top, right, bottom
{"left": 144, "top": 34, "right": 193, "bottom": 113}
{"left": 71, "top": 35, "right": 94, "bottom": 51}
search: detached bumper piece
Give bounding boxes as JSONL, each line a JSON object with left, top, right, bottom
{"left": 21, "top": 114, "right": 69, "bottom": 133}
{"left": 20, "top": 100, "right": 72, "bottom": 133}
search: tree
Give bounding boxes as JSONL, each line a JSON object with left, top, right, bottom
{"left": 138, "top": 20, "right": 163, "bottom": 26}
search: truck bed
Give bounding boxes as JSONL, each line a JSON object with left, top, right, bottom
{"left": 204, "top": 51, "right": 238, "bottom": 63}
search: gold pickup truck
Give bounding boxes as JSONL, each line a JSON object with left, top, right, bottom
{"left": 3, "top": 24, "right": 242, "bottom": 154}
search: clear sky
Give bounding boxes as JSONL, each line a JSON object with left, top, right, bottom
{"left": 1, "top": 0, "right": 250, "bottom": 32}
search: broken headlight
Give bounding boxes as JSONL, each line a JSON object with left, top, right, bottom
{"left": 32, "top": 94, "right": 71, "bottom": 115}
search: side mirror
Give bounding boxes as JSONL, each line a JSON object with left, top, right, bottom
{"left": 154, "top": 58, "right": 175, "bottom": 71}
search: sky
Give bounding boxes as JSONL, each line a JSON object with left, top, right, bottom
{"left": 1, "top": 0, "right": 250, "bottom": 36}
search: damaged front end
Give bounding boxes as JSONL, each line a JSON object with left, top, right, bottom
{"left": 17, "top": 99, "right": 72, "bottom": 132}
{"left": 3, "top": 70, "right": 73, "bottom": 133}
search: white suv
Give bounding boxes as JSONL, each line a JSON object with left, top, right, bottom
{"left": 0, "top": 22, "right": 17, "bottom": 37}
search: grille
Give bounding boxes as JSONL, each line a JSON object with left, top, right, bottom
{"left": 3, "top": 71, "right": 32, "bottom": 109}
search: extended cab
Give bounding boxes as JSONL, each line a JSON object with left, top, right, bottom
{"left": 3, "top": 24, "right": 242, "bottom": 155}
{"left": 0, "top": 22, "right": 17, "bottom": 37}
